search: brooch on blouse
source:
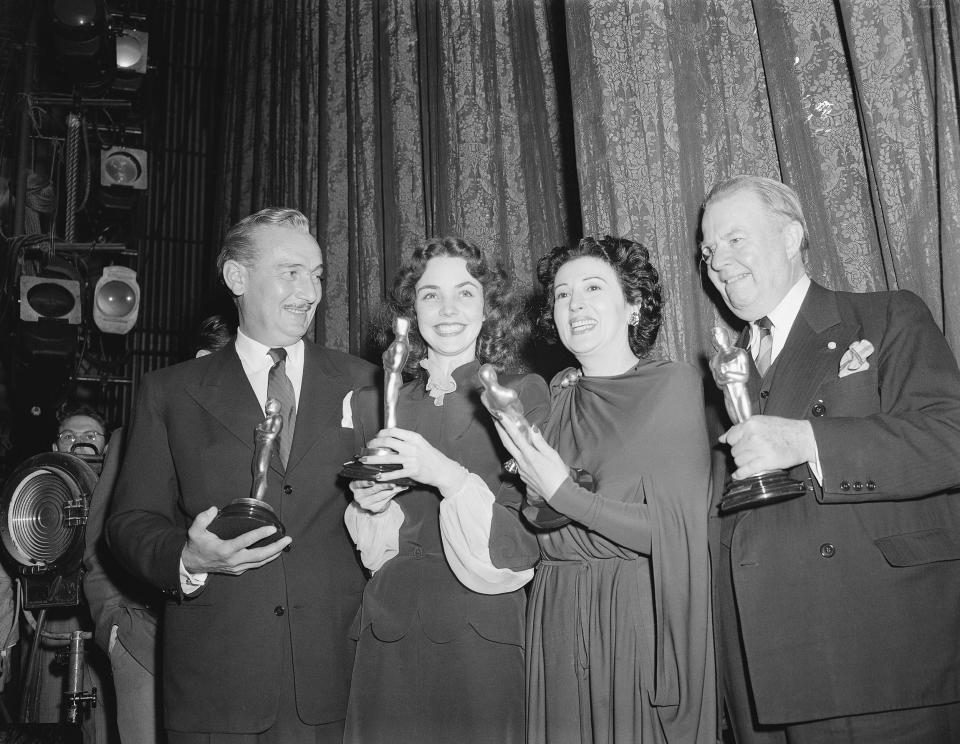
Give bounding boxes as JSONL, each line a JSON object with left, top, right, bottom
{"left": 559, "top": 369, "right": 582, "bottom": 388}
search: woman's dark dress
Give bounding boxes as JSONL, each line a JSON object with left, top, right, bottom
{"left": 343, "top": 360, "right": 548, "bottom": 744}
{"left": 527, "top": 360, "right": 716, "bottom": 743}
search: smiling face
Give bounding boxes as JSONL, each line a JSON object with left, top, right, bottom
{"left": 700, "top": 189, "right": 806, "bottom": 322}
{"left": 552, "top": 256, "right": 637, "bottom": 373}
{"left": 414, "top": 255, "right": 484, "bottom": 368}
{"left": 224, "top": 225, "right": 324, "bottom": 347}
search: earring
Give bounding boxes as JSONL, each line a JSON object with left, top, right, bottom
{"left": 629, "top": 310, "right": 640, "bottom": 327}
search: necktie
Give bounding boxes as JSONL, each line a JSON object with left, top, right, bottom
{"left": 267, "top": 348, "right": 297, "bottom": 467}
{"left": 754, "top": 316, "right": 774, "bottom": 377}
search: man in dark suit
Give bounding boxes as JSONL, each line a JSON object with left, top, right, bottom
{"left": 84, "top": 316, "right": 235, "bottom": 744}
{"left": 701, "top": 175, "right": 960, "bottom": 743}
{"left": 107, "top": 208, "right": 377, "bottom": 743}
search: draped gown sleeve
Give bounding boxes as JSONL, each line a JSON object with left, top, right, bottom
{"left": 641, "top": 365, "right": 715, "bottom": 742}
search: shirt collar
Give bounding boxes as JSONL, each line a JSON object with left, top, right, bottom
{"left": 235, "top": 328, "right": 304, "bottom": 371}
{"left": 751, "top": 274, "right": 811, "bottom": 351}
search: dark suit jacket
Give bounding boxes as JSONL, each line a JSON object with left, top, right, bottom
{"left": 106, "top": 340, "right": 377, "bottom": 734}
{"left": 83, "top": 427, "right": 161, "bottom": 672}
{"left": 717, "top": 282, "right": 960, "bottom": 724}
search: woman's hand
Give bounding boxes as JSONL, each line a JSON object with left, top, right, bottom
{"left": 493, "top": 416, "right": 569, "bottom": 502}
{"left": 362, "top": 428, "right": 466, "bottom": 494}
{"left": 349, "top": 479, "right": 406, "bottom": 514}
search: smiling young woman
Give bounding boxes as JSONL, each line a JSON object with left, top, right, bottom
{"left": 342, "top": 236, "right": 548, "bottom": 744}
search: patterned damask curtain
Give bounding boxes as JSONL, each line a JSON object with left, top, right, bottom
{"left": 567, "top": 0, "right": 960, "bottom": 364}
{"left": 216, "top": 0, "right": 960, "bottom": 367}
{"left": 216, "top": 0, "right": 574, "bottom": 357}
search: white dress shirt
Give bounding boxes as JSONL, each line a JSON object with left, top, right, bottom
{"left": 748, "top": 275, "right": 823, "bottom": 482}
{"left": 750, "top": 274, "right": 811, "bottom": 366}
{"left": 181, "top": 331, "right": 306, "bottom": 593}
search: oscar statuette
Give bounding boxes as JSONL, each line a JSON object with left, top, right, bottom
{"left": 340, "top": 317, "right": 417, "bottom": 486}
{"left": 207, "top": 398, "right": 286, "bottom": 546}
{"left": 477, "top": 363, "right": 583, "bottom": 530}
{"left": 709, "top": 325, "right": 805, "bottom": 512}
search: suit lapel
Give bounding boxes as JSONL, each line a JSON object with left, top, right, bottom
{"left": 763, "top": 282, "right": 858, "bottom": 419}
{"left": 285, "top": 342, "right": 346, "bottom": 473}
{"left": 188, "top": 343, "right": 281, "bottom": 472}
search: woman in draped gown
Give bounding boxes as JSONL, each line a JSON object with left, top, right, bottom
{"left": 493, "top": 236, "right": 716, "bottom": 743}
{"left": 342, "top": 237, "right": 548, "bottom": 744}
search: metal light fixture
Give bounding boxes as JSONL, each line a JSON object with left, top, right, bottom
{"left": 112, "top": 27, "right": 149, "bottom": 93}
{"left": 100, "top": 147, "right": 148, "bottom": 190}
{"left": 115, "top": 28, "right": 148, "bottom": 73}
{"left": 48, "top": 0, "right": 114, "bottom": 89}
{"left": 92, "top": 265, "right": 140, "bottom": 335}
{"left": 0, "top": 452, "right": 94, "bottom": 608}
{"left": 19, "top": 275, "right": 82, "bottom": 325}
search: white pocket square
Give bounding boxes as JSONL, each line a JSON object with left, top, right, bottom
{"left": 838, "top": 339, "right": 874, "bottom": 378}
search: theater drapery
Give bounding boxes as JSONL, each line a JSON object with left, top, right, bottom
{"left": 215, "top": 0, "right": 960, "bottom": 369}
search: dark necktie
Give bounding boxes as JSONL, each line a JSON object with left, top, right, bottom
{"left": 267, "top": 347, "right": 297, "bottom": 467}
{"left": 755, "top": 316, "right": 774, "bottom": 377}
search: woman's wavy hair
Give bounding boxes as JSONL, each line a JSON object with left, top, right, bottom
{"left": 382, "top": 236, "right": 524, "bottom": 376}
{"left": 536, "top": 236, "right": 663, "bottom": 357}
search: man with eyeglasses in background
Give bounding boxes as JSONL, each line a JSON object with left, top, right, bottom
{"left": 53, "top": 404, "right": 107, "bottom": 460}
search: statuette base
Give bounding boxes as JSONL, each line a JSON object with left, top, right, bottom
{"left": 208, "top": 498, "right": 286, "bottom": 548}
{"left": 720, "top": 470, "right": 806, "bottom": 513}
{"left": 339, "top": 447, "right": 417, "bottom": 487}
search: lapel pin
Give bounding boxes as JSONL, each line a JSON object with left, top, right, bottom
{"left": 827, "top": 341, "right": 837, "bottom": 350}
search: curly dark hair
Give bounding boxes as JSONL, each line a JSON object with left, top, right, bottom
{"left": 382, "top": 236, "right": 525, "bottom": 376}
{"left": 536, "top": 236, "right": 663, "bottom": 357}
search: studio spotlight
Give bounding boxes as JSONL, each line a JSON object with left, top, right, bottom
{"left": 0, "top": 452, "right": 95, "bottom": 608}
{"left": 18, "top": 276, "right": 80, "bottom": 360}
{"left": 92, "top": 265, "right": 140, "bottom": 335}
{"left": 112, "top": 27, "right": 149, "bottom": 94}
{"left": 48, "top": 0, "right": 114, "bottom": 89}
{"left": 19, "top": 275, "right": 82, "bottom": 325}
{"left": 100, "top": 147, "right": 148, "bottom": 190}
{"left": 115, "top": 28, "right": 148, "bottom": 73}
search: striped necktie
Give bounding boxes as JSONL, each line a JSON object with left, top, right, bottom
{"left": 754, "top": 316, "right": 773, "bottom": 377}
{"left": 267, "top": 347, "right": 297, "bottom": 467}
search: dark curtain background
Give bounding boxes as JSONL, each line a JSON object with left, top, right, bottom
{"left": 212, "top": 0, "right": 960, "bottom": 369}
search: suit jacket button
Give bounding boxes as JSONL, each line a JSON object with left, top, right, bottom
{"left": 853, "top": 481, "right": 863, "bottom": 491}
{"left": 283, "top": 485, "right": 293, "bottom": 495}
{"left": 867, "top": 481, "right": 877, "bottom": 490}
{"left": 274, "top": 605, "right": 286, "bottom": 616}
{"left": 819, "top": 543, "right": 836, "bottom": 558}
{"left": 811, "top": 401, "right": 826, "bottom": 417}
{"left": 839, "top": 480, "right": 850, "bottom": 491}
{"left": 760, "top": 390, "right": 769, "bottom": 399}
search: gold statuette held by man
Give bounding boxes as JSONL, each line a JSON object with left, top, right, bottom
{"left": 340, "top": 317, "right": 417, "bottom": 485}
{"left": 709, "top": 325, "right": 805, "bottom": 512}
{"left": 208, "top": 398, "right": 286, "bottom": 546}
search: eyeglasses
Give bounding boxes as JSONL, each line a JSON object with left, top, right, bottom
{"left": 57, "top": 430, "right": 105, "bottom": 447}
